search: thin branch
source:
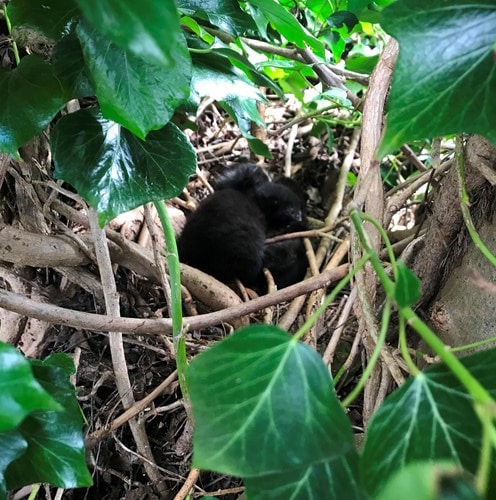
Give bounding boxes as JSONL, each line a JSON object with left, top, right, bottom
{"left": 0, "top": 265, "right": 349, "bottom": 334}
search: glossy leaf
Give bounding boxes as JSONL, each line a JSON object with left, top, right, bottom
{"left": 177, "top": 0, "right": 255, "bottom": 36}
{"left": 77, "top": 22, "right": 191, "bottom": 139}
{"left": 0, "top": 431, "right": 27, "bottom": 497}
{"left": 361, "top": 348, "right": 496, "bottom": 496}
{"left": 53, "top": 33, "right": 94, "bottom": 100}
{"left": 213, "top": 47, "right": 284, "bottom": 98}
{"left": 247, "top": 0, "right": 324, "bottom": 54}
{"left": 377, "top": 461, "right": 478, "bottom": 500}
{"left": 394, "top": 261, "right": 420, "bottom": 307}
{"left": 5, "top": 355, "right": 92, "bottom": 489}
{"left": 9, "top": 0, "right": 79, "bottom": 41}
{"left": 188, "top": 325, "right": 354, "bottom": 477}
{"left": 51, "top": 108, "right": 197, "bottom": 226}
{"left": 245, "top": 449, "right": 365, "bottom": 499}
{"left": 75, "top": 0, "right": 181, "bottom": 67}
{"left": 0, "top": 56, "right": 64, "bottom": 157}
{"left": 379, "top": 0, "right": 496, "bottom": 157}
{"left": 0, "top": 342, "right": 60, "bottom": 432}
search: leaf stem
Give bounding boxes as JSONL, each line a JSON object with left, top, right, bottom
{"left": 350, "top": 208, "right": 496, "bottom": 404}
{"left": 3, "top": 5, "right": 20, "bottom": 66}
{"left": 398, "top": 314, "right": 420, "bottom": 376}
{"left": 341, "top": 300, "right": 391, "bottom": 407}
{"left": 154, "top": 201, "right": 189, "bottom": 400}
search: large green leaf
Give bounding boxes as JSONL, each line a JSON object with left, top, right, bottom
{"left": 0, "top": 342, "right": 60, "bottom": 432}
{"left": 361, "top": 348, "right": 496, "bottom": 496}
{"left": 53, "top": 33, "right": 94, "bottom": 100}
{"left": 188, "top": 325, "right": 354, "bottom": 477}
{"left": 75, "top": 0, "right": 181, "bottom": 67}
{"left": 77, "top": 22, "right": 191, "bottom": 139}
{"left": 51, "top": 108, "right": 197, "bottom": 226}
{"left": 9, "top": 0, "right": 79, "bottom": 41}
{"left": 0, "top": 56, "right": 65, "bottom": 158}
{"left": 0, "top": 431, "right": 27, "bottom": 498}
{"left": 378, "top": 0, "right": 496, "bottom": 157}
{"left": 5, "top": 354, "right": 92, "bottom": 489}
{"left": 245, "top": 449, "right": 365, "bottom": 499}
{"left": 177, "top": 0, "right": 255, "bottom": 36}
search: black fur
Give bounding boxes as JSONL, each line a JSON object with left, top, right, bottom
{"left": 215, "top": 163, "right": 269, "bottom": 197}
{"left": 178, "top": 164, "right": 308, "bottom": 291}
{"left": 177, "top": 189, "right": 265, "bottom": 286}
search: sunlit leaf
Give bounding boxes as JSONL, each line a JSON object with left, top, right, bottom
{"left": 247, "top": 0, "right": 324, "bottom": 54}
{"left": 177, "top": 0, "right": 255, "bottom": 36}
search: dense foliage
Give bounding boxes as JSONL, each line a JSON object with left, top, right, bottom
{"left": 0, "top": 0, "right": 495, "bottom": 498}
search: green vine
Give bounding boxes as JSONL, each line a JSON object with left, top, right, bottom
{"left": 154, "top": 200, "right": 189, "bottom": 400}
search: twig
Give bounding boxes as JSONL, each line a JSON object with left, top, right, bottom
{"left": 284, "top": 123, "right": 299, "bottom": 176}
{"left": 299, "top": 48, "right": 360, "bottom": 108}
{"left": 174, "top": 468, "right": 201, "bottom": 500}
{"left": 326, "top": 128, "right": 361, "bottom": 226}
{"left": 0, "top": 265, "right": 349, "bottom": 334}
{"left": 322, "top": 287, "right": 357, "bottom": 367}
{"left": 86, "top": 370, "right": 178, "bottom": 450}
{"left": 88, "top": 210, "right": 165, "bottom": 490}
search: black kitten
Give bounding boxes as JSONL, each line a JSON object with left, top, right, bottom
{"left": 178, "top": 165, "right": 308, "bottom": 290}
{"left": 256, "top": 178, "right": 308, "bottom": 288}
{"left": 177, "top": 189, "right": 266, "bottom": 287}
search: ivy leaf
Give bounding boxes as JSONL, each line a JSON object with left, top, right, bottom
{"left": 51, "top": 108, "right": 197, "bottom": 226}
{"left": 247, "top": 0, "right": 324, "bottom": 55}
{"left": 213, "top": 47, "right": 284, "bottom": 99}
{"left": 188, "top": 325, "right": 354, "bottom": 477}
{"left": 394, "top": 261, "right": 420, "bottom": 307}
{"left": 0, "top": 431, "right": 27, "bottom": 497}
{"left": 0, "top": 56, "right": 64, "bottom": 158}
{"left": 77, "top": 22, "right": 191, "bottom": 139}
{"left": 53, "top": 33, "right": 94, "bottom": 100}
{"left": 0, "top": 342, "right": 60, "bottom": 432}
{"left": 75, "top": 0, "right": 181, "bottom": 67}
{"left": 9, "top": 0, "right": 79, "bottom": 41}
{"left": 377, "top": 461, "right": 478, "bottom": 500}
{"left": 245, "top": 449, "right": 365, "bottom": 499}
{"left": 177, "top": 0, "right": 255, "bottom": 36}
{"left": 5, "top": 355, "right": 92, "bottom": 490}
{"left": 378, "top": 0, "right": 496, "bottom": 157}
{"left": 361, "top": 348, "right": 496, "bottom": 497}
